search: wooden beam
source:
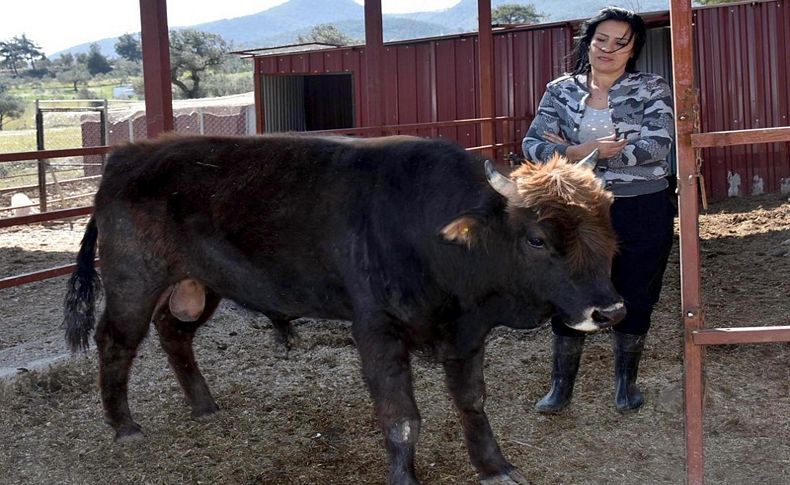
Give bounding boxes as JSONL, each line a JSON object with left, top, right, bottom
{"left": 139, "top": 0, "right": 174, "bottom": 138}
{"left": 364, "top": 0, "right": 384, "bottom": 131}
{"left": 477, "top": 0, "right": 496, "bottom": 160}
{"left": 691, "top": 126, "right": 790, "bottom": 148}
{"left": 668, "top": 1, "right": 705, "bottom": 484}
{"left": 692, "top": 326, "right": 790, "bottom": 346}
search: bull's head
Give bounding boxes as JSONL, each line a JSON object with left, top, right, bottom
{"left": 441, "top": 151, "right": 625, "bottom": 332}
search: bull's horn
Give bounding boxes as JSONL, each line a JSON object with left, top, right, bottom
{"left": 485, "top": 160, "right": 518, "bottom": 200}
{"left": 575, "top": 148, "right": 599, "bottom": 168}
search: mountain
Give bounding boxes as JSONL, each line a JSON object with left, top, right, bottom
{"left": 54, "top": 0, "right": 671, "bottom": 58}
{"left": 396, "top": 0, "right": 671, "bottom": 31}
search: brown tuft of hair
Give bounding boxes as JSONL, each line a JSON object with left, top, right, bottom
{"left": 510, "top": 154, "right": 617, "bottom": 273}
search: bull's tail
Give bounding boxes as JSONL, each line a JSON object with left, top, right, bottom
{"left": 64, "top": 216, "right": 102, "bottom": 352}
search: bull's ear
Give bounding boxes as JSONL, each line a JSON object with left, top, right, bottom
{"left": 440, "top": 216, "right": 482, "bottom": 248}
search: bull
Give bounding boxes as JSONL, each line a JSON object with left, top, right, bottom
{"left": 64, "top": 134, "right": 623, "bottom": 484}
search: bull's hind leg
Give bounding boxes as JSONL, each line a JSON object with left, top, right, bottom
{"left": 154, "top": 290, "right": 222, "bottom": 418}
{"left": 271, "top": 317, "right": 299, "bottom": 358}
{"left": 94, "top": 306, "right": 153, "bottom": 442}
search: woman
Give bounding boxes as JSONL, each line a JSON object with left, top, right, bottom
{"left": 522, "top": 7, "right": 675, "bottom": 413}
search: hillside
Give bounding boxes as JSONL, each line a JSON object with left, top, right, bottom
{"left": 55, "top": 0, "right": 671, "bottom": 57}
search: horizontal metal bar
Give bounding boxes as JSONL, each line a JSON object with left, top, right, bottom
{"left": 691, "top": 126, "right": 790, "bottom": 148}
{"left": 692, "top": 326, "right": 790, "bottom": 345}
{"left": 0, "top": 263, "right": 77, "bottom": 289}
{"left": 0, "top": 174, "right": 103, "bottom": 195}
{"left": 0, "top": 146, "right": 112, "bottom": 163}
{"left": 0, "top": 206, "right": 93, "bottom": 228}
{"left": 309, "top": 116, "right": 529, "bottom": 136}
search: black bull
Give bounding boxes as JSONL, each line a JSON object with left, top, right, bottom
{"left": 64, "top": 134, "right": 624, "bottom": 484}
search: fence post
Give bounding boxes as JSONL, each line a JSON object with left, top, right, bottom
{"left": 35, "top": 100, "right": 48, "bottom": 213}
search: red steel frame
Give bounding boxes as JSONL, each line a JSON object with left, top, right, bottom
{"left": 670, "top": 1, "right": 790, "bottom": 484}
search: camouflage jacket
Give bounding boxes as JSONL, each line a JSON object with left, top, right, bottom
{"left": 521, "top": 71, "right": 675, "bottom": 197}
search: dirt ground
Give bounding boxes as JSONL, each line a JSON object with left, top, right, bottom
{"left": 0, "top": 194, "right": 788, "bottom": 485}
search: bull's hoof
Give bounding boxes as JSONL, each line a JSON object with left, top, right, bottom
{"left": 113, "top": 424, "right": 144, "bottom": 444}
{"left": 480, "top": 468, "right": 531, "bottom": 485}
{"left": 191, "top": 402, "right": 220, "bottom": 420}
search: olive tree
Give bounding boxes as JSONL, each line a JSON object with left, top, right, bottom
{"left": 169, "top": 29, "right": 229, "bottom": 99}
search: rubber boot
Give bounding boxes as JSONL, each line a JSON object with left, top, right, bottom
{"left": 613, "top": 331, "right": 646, "bottom": 413}
{"left": 535, "top": 335, "right": 585, "bottom": 414}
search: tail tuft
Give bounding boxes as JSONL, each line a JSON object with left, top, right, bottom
{"left": 63, "top": 217, "right": 102, "bottom": 352}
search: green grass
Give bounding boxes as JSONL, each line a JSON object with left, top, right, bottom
{"left": 0, "top": 126, "right": 88, "bottom": 190}
{"left": 0, "top": 126, "right": 82, "bottom": 153}
{"left": 4, "top": 78, "right": 140, "bottom": 130}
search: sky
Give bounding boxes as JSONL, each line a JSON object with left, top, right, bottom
{"left": 1, "top": 0, "right": 463, "bottom": 56}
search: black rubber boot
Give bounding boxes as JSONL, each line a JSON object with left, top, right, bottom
{"left": 613, "top": 331, "right": 646, "bottom": 413}
{"left": 535, "top": 335, "right": 585, "bottom": 414}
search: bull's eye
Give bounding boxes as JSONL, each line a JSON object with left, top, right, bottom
{"left": 527, "top": 237, "right": 545, "bottom": 249}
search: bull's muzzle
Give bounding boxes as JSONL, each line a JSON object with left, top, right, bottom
{"left": 567, "top": 301, "right": 626, "bottom": 332}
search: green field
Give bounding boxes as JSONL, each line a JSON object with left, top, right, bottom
{"left": 0, "top": 126, "right": 86, "bottom": 190}
{"left": 3, "top": 78, "right": 137, "bottom": 130}
{"left": 0, "top": 126, "right": 82, "bottom": 153}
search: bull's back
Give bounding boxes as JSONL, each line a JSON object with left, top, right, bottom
{"left": 98, "top": 134, "right": 478, "bottom": 235}
{"left": 93, "top": 134, "right": 482, "bottom": 318}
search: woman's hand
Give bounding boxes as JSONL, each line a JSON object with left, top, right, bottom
{"left": 543, "top": 132, "right": 568, "bottom": 145}
{"left": 544, "top": 132, "right": 626, "bottom": 162}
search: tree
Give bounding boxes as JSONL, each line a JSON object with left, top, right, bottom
{"left": 115, "top": 33, "right": 143, "bottom": 62}
{"left": 491, "top": 3, "right": 544, "bottom": 25}
{"left": 169, "top": 29, "right": 229, "bottom": 99}
{"left": 85, "top": 44, "right": 112, "bottom": 75}
{"left": 0, "top": 40, "right": 25, "bottom": 77}
{"left": 0, "top": 86, "right": 25, "bottom": 130}
{"left": 297, "top": 24, "right": 357, "bottom": 46}
{"left": 0, "top": 34, "right": 46, "bottom": 76}
{"left": 16, "top": 34, "right": 45, "bottom": 70}
{"left": 57, "top": 63, "right": 91, "bottom": 91}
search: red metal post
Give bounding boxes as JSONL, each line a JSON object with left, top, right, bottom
{"left": 364, "top": 0, "right": 384, "bottom": 131}
{"left": 254, "top": 59, "right": 264, "bottom": 134}
{"left": 477, "top": 0, "right": 496, "bottom": 160}
{"left": 669, "top": 1, "right": 705, "bottom": 484}
{"left": 139, "top": 0, "right": 174, "bottom": 138}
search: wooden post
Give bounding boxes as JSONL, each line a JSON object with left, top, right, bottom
{"left": 35, "top": 100, "right": 47, "bottom": 213}
{"left": 668, "top": 1, "right": 705, "bottom": 483}
{"left": 478, "top": 0, "right": 496, "bottom": 160}
{"left": 139, "top": 0, "right": 174, "bottom": 138}
{"left": 364, "top": 0, "right": 384, "bottom": 133}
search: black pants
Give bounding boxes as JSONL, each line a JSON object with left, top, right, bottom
{"left": 553, "top": 189, "right": 675, "bottom": 337}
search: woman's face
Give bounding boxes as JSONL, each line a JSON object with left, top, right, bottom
{"left": 588, "top": 20, "right": 635, "bottom": 76}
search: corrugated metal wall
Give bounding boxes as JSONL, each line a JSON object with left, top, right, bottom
{"left": 262, "top": 75, "right": 306, "bottom": 132}
{"left": 255, "top": 0, "right": 790, "bottom": 199}
{"left": 256, "top": 25, "right": 571, "bottom": 150}
{"left": 494, "top": 26, "right": 573, "bottom": 153}
{"left": 694, "top": 0, "right": 790, "bottom": 199}
{"left": 258, "top": 49, "right": 365, "bottom": 133}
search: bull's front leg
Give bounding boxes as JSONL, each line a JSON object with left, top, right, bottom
{"left": 353, "top": 319, "right": 421, "bottom": 485}
{"left": 443, "top": 348, "right": 529, "bottom": 485}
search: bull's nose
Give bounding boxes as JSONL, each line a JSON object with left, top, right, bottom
{"left": 591, "top": 302, "right": 626, "bottom": 328}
